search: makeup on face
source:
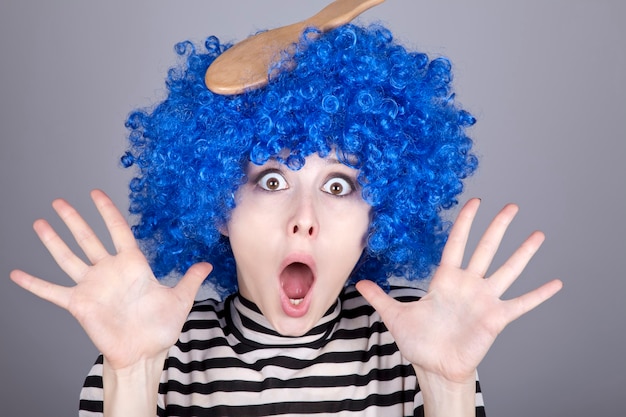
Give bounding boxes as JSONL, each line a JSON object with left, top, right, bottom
{"left": 224, "top": 153, "right": 371, "bottom": 336}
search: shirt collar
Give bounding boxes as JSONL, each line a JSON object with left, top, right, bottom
{"left": 226, "top": 292, "right": 342, "bottom": 348}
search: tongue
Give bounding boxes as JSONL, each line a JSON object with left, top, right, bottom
{"left": 281, "top": 262, "right": 314, "bottom": 299}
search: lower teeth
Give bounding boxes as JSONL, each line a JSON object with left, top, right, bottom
{"left": 289, "top": 298, "right": 304, "bottom": 306}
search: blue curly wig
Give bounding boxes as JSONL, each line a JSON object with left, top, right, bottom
{"left": 121, "top": 23, "right": 478, "bottom": 297}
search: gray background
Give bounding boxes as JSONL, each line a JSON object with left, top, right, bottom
{"left": 1, "top": 1, "right": 624, "bottom": 416}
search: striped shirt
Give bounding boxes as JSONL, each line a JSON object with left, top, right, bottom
{"left": 79, "top": 285, "right": 486, "bottom": 416}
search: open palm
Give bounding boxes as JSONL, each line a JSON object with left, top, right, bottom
{"left": 10, "top": 190, "right": 212, "bottom": 370}
{"left": 357, "top": 199, "right": 562, "bottom": 384}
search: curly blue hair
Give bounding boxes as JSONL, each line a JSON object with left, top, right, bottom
{"left": 121, "top": 23, "right": 478, "bottom": 297}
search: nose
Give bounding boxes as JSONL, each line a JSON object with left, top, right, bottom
{"left": 289, "top": 194, "right": 319, "bottom": 239}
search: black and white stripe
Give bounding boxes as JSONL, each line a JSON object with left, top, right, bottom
{"left": 79, "top": 285, "right": 485, "bottom": 416}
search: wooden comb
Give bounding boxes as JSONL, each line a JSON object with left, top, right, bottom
{"left": 205, "top": 0, "right": 385, "bottom": 95}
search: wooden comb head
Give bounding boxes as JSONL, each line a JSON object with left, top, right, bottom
{"left": 205, "top": 0, "right": 385, "bottom": 95}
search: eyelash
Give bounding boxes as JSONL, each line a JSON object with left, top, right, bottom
{"left": 254, "top": 170, "right": 356, "bottom": 196}
{"left": 255, "top": 170, "right": 288, "bottom": 191}
{"left": 321, "top": 175, "right": 355, "bottom": 196}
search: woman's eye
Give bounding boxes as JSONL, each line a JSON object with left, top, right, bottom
{"left": 322, "top": 177, "right": 353, "bottom": 196}
{"left": 257, "top": 171, "right": 288, "bottom": 191}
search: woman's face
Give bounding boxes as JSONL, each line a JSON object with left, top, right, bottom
{"left": 223, "top": 153, "right": 371, "bottom": 336}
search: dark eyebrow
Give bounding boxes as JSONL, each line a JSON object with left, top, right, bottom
{"left": 324, "top": 157, "right": 342, "bottom": 165}
{"left": 325, "top": 154, "right": 361, "bottom": 169}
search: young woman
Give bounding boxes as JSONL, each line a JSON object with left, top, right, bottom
{"left": 10, "top": 17, "right": 562, "bottom": 417}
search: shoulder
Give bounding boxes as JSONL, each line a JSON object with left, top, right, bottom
{"left": 177, "top": 296, "right": 232, "bottom": 343}
{"left": 342, "top": 283, "right": 426, "bottom": 306}
{"left": 189, "top": 295, "right": 226, "bottom": 316}
{"left": 338, "top": 283, "right": 426, "bottom": 323}
{"left": 388, "top": 284, "right": 427, "bottom": 302}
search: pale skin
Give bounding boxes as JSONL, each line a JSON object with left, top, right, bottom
{"left": 10, "top": 189, "right": 562, "bottom": 417}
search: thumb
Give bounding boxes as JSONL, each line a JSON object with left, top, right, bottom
{"left": 174, "top": 262, "right": 213, "bottom": 303}
{"left": 355, "top": 280, "right": 398, "bottom": 322}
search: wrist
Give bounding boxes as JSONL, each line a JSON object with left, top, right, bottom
{"left": 102, "top": 352, "right": 167, "bottom": 417}
{"left": 414, "top": 367, "right": 477, "bottom": 417}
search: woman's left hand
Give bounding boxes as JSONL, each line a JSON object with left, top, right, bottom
{"left": 356, "top": 198, "right": 563, "bottom": 385}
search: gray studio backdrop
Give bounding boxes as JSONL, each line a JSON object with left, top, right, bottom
{"left": 1, "top": 1, "right": 625, "bottom": 416}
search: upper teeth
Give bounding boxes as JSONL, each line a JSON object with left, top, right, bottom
{"left": 289, "top": 298, "right": 304, "bottom": 306}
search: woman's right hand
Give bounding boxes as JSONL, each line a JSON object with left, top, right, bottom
{"left": 10, "top": 189, "right": 212, "bottom": 371}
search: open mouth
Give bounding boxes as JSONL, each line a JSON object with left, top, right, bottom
{"left": 280, "top": 261, "right": 315, "bottom": 308}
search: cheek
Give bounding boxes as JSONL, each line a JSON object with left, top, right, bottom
{"left": 332, "top": 203, "right": 371, "bottom": 250}
{"left": 352, "top": 213, "right": 370, "bottom": 250}
{"left": 227, "top": 213, "right": 264, "bottom": 250}
{"left": 362, "top": 207, "right": 373, "bottom": 243}
{"left": 225, "top": 191, "right": 266, "bottom": 236}
{"left": 225, "top": 196, "right": 284, "bottom": 262}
